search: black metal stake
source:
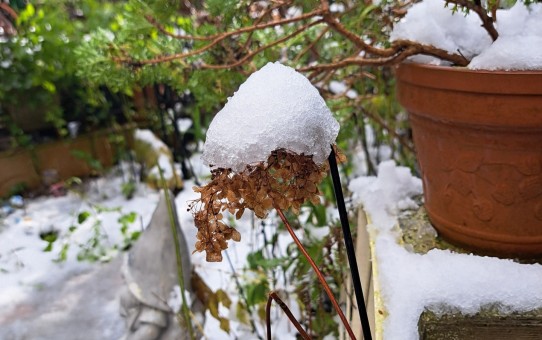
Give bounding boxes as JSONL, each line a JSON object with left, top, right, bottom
{"left": 328, "top": 146, "right": 372, "bottom": 340}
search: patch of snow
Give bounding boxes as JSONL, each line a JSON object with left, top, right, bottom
{"left": 390, "top": 0, "right": 492, "bottom": 63}
{"left": 392, "top": 0, "right": 542, "bottom": 70}
{"left": 469, "top": 3, "right": 542, "bottom": 70}
{"left": 329, "top": 80, "right": 358, "bottom": 99}
{"left": 202, "top": 62, "right": 339, "bottom": 172}
{"left": 330, "top": 3, "right": 345, "bottom": 13}
{"left": 286, "top": 6, "right": 302, "bottom": 19}
{"left": 167, "top": 285, "right": 191, "bottom": 313}
{"left": 134, "top": 128, "right": 168, "bottom": 152}
{"left": 149, "top": 153, "right": 175, "bottom": 180}
{"left": 0, "top": 172, "right": 159, "bottom": 312}
{"left": 349, "top": 161, "right": 542, "bottom": 340}
{"left": 176, "top": 117, "right": 192, "bottom": 133}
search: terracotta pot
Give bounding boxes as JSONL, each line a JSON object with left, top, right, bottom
{"left": 395, "top": 62, "right": 542, "bottom": 257}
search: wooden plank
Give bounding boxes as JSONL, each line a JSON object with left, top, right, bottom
{"left": 0, "top": 149, "right": 40, "bottom": 196}
{"left": 419, "top": 309, "right": 542, "bottom": 340}
{"left": 353, "top": 209, "right": 376, "bottom": 340}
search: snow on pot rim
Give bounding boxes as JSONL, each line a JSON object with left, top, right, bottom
{"left": 202, "top": 62, "right": 339, "bottom": 173}
{"left": 391, "top": 0, "right": 542, "bottom": 71}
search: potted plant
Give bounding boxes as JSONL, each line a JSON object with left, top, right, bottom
{"left": 390, "top": 0, "right": 542, "bottom": 258}
{"left": 75, "top": 0, "right": 542, "bottom": 336}
{"left": 91, "top": 0, "right": 541, "bottom": 258}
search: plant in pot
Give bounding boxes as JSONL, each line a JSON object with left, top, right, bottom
{"left": 76, "top": 0, "right": 542, "bottom": 336}
{"left": 389, "top": 0, "right": 542, "bottom": 258}
{"left": 92, "top": 0, "right": 542, "bottom": 258}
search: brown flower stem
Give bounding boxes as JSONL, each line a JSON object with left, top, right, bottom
{"left": 275, "top": 207, "right": 356, "bottom": 340}
{"left": 266, "top": 291, "right": 310, "bottom": 340}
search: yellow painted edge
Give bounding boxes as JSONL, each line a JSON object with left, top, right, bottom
{"left": 366, "top": 214, "right": 386, "bottom": 340}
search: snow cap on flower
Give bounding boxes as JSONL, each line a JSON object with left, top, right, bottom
{"left": 202, "top": 62, "right": 340, "bottom": 172}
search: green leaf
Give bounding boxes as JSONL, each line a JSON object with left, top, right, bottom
{"left": 78, "top": 211, "right": 91, "bottom": 224}
{"left": 130, "top": 231, "right": 141, "bottom": 241}
{"left": 118, "top": 211, "right": 137, "bottom": 225}
{"left": 245, "top": 280, "right": 268, "bottom": 306}
{"left": 41, "top": 81, "right": 56, "bottom": 93}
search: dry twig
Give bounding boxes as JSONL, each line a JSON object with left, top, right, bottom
{"left": 114, "top": 0, "right": 501, "bottom": 71}
{"left": 266, "top": 291, "right": 310, "bottom": 340}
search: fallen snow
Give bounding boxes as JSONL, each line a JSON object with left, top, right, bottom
{"left": 167, "top": 285, "right": 191, "bottom": 314}
{"left": 469, "top": 3, "right": 542, "bottom": 70}
{"left": 329, "top": 80, "right": 358, "bottom": 99}
{"left": 0, "top": 173, "right": 160, "bottom": 310}
{"left": 202, "top": 62, "right": 339, "bottom": 172}
{"left": 149, "top": 153, "right": 175, "bottom": 180}
{"left": 349, "top": 161, "right": 542, "bottom": 340}
{"left": 135, "top": 128, "right": 179, "bottom": 181}
{"left": 390, "top": 0, "right": 492, "bottom": 64}
{"left": 391, "top": 0, "right": 542, "bottom": 70}
{"left": 0, "top": 157, "right": 305, "bottom": 339}
{"left": 134, "top": 128, "right": 168, "bottom": 152}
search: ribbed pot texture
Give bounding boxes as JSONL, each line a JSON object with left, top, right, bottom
{"left": 396, "top": 62, "right": 542, "bottom": 258}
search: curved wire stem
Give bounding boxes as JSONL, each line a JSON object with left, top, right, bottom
{"left": 275, "top": 207, "right": 356, "bottom": 340}
{"left": 266, "top": 291, "right": 310, "bottom": 340}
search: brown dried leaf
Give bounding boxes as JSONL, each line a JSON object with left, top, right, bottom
{"left": 231, "top": 229, "right": 241, "bottom": 242}
{"left": 206, "top": 252, "right": 222, "bottom": 262}
{"left": 235, "top": 208, "right": 244, "bottom": 220}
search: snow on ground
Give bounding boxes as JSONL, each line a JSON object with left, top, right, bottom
{"left": 0, "top": 171, "right": 160, "bottom": 339}
{"left": 349, "top": 161, "right": 542, "bottom": 340}
{"left": 202, "top": 62, "right": 339, "bottom": 172}
{"left": 0, "top": 155, "right": 304, "bottom": 339}
{"left": 0, "top": 173, "right": 160, "bottom": 310}
{"left": 391, "top": 0, "right": 542, "bottom": 70}
{"left": 135, "top": 128, "right": 180, "bottom": 181}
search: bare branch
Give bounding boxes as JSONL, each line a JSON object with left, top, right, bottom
{"left": 145, "top": 15, "right": 214, "bottom": 41}
{"left": 242, "top": 0, "right": 293, "bottom": 51}
{"left": 116, "top": 8, "right": 325, "bottom": 66}
{"left": 117, "top": 1, "right": 483, "bottom": 73}
{"left": 298, "top": 40, "right": 468, "bottom": 73}
{"left": 445, "top": 0, "right": 498, "bottom": 41}
{"left": 292, "top": 26, "right": 329, "bottom": 63}
{"left": 200, "top": 19, "right": 324, "bottom": 70}
{"left": 266, "top": 291, "right": 310, "bottom": 340}
{"left": 276, "top": 208, "right": 357, "bottom": 340}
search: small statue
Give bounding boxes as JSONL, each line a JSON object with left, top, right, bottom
{"left": 119, "top": 190, "right": 193, "bottom": 340}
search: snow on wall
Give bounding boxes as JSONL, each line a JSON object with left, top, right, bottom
{"left": 349, "top": 161, "right": 542, "bottom": 340}
{"left": 202, "top": 62, "right": 339, "bottom": 172}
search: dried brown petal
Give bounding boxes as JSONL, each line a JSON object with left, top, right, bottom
{"left": 231, "top": 229, "right": 241, "bottom": 242}
{"left": 235, "top": 208, "right": 244, "bottom": 220}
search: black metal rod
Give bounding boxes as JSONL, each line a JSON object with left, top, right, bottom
{"left": 328, "top": 146, "right": 372, "bottom": 340}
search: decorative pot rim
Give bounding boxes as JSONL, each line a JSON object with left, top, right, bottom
{"left": 395, "top": 62, "right": 542, "bottom": 95}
